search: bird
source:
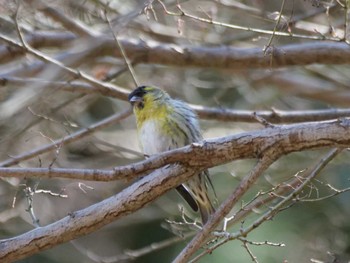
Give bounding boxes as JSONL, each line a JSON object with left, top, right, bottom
{"left": 128, "top": 85, "right": 215, "bottom": 223}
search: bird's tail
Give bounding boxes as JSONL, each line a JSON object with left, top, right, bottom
{"left": 177, "top": 171, "right": 215, "bottom": 224}
{"left": 197, "top": 193, "right": 215, "bottom": 224}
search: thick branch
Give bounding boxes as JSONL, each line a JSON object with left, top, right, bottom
{"left": 0, "top": 120, "right": 350, "bottom": 261}
{"left": 0, "top": 120, "right": 350, "bottom": 178}
{"left": 113, "top": 39, "right": 350, "bottom": 68}
{"left": 0, "top": 31, "right": 75, "bottom": 64}
{"left": 2, "top": 35, "right": 350, "bottom": 73}
{"left": 0, "top": 165, "right": 198, "bottom": 262}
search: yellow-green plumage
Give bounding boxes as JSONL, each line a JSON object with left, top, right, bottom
{"left": 128, "top": 85, "right": 215, "bottom": 223}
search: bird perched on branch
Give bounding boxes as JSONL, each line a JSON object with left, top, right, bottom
{"left": 128, "top": 85, "right": 215, "bottom": 223}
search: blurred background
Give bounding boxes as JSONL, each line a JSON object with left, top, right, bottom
{"left": 0, "top": 0, "right": 350, "bottom": 262}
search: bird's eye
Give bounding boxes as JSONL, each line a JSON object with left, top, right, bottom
{"left": 134, "top": 101, "right": 144, "bottom": 109}
{"left": 129, "top": 95, "right": 144, "bottom": 109}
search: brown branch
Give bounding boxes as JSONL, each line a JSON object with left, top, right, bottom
{"left": 2, "top": 77, "right": 350, "bottom": 124}
{"left": 0, "top": 121, "right": 349, "bottom": 261}
{"left": 0, "top": 77, "right": 124, "bottom": 98}
{"left": 0, "top": 31, "right": 75, "bottom": 64}
{"left": 0, "top": 165, "right": 198, "bottom": 262}
{"left": 106, "top": 15, "right": 140, "bottom": 87}
{"left": 0, "top": 2, "right": 336, "bottom": 66}
{"left": 254, "top": 73, "right": 350, "bottom": 107}
{"left": 0, "top": 120, "right": 349, "bottom": 178}
{"left": 73, "top": 231, "right": 194, "bottom": 263}
{"left": 32, "top": 1, "right": 97, "bottom": 37}
{"left": 16, "top": 0, "right": 94, "bottom": 37}
{"left": 224, "top": 170, "right": 308, "bottom": 228}
{"left": 174, "top": 154, "right": 276, "bottom": 263}
{"left": 236, "top": 148, "right": 341, "bottom": 235}
{"left": 0, "top": 33, "right": 129, "bottom": 100}
{"left": 158, "top": 0, "right": 339, "bottom": 41}
{"left": 2, "top": 33, "right": 350, "bottom": 76}
{"left": 263, "top": 0, "right": 287, "bottom": 53}
{"left": 193, "top": 106, "right": 350, "bottom": 123}
{"left": 0, "top": 109, "right": 132, "bottom": 167}
{"left": 129, "top": 35, "right": 350, "bottom": 64}
{"left": 113, "top": 39, "right": 350, "bottom": 68}
{"left": 190, "top": 148, "right": 342, "bottom": 262}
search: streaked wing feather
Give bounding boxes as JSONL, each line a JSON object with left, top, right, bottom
{"left": 176, "top": 185, "right": 199, "bottom": 212}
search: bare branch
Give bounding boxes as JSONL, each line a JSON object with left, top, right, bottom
{"left": 194, "top": 106, "right": 350, "bottom": 123}
{"left": 190, "top": 148, "right": 341, "bottom": 262}
{"left": 0, "top": 120, "right": 349, "bottom": 176}
{"left": 174, "top": 154, "right": 277, "bottom": 263}
{"left": 73, "top": 231, "right": 194, "bottom": 263}
{"left": 0, "top": 120, "right": 348, "bottom": 262}
{"left": 159, "top": 0, "right": 340, "bottom": 41}
{"left": 23, "top": 185, "right": 41, "bottom": 227}
{"left": 0, "top": 109, "right": 132, "bottom": 167}
{"left": 25, "top": 0, "right": 97, "bottom": 37}
{"left": 241, "top": 239, "right": 259, "bottom": 263}
{"left": 2, "top": 34, "right": 350, "bottom": 74}
{"left": 0, "top": 165, "right": 198, "bottom": 262}
{"left": 234, "top": 148, "right": 341, "bottom": 238}
{"left": 0, "top": 31, "right": 75, "bottom": 64}
{"left": 263, "top": 0, "right": 287, "bottom": 53}
{"left": 0, "top": 2, "right": 348, "bottom": 263}
{"left": 2, "top": 76, "right": 350, "bottom": 123}
{"left": 106, "top": 14, "right": 140, "bottom": 87}
{"left": 0, "top": 33, "right": 129, "bottom": 100}
{"left": 0, "top": 77, "right": 123, "bottom": 98}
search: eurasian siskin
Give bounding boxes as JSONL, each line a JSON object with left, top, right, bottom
{"left": 128, "top": 85, "right": 215, "bottom": 223}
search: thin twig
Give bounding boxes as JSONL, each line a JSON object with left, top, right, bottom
{"left": 157, "top": 0, "right": 340, "bottom": 41}
{"left": 72, "top": 231, "right": 194, "bottom": 263}
{"left": 345, "top": 0, "right": 350, "bottom": 43}
{"left": 241, "top": 239, "right": 259, "bottom": 263}
{"left": 2, "top": 76, "right": 350, "bottom": 123}
{"left": 0, "top": 109, "right": 132, "bottom": 167}
{"left": 263, "top": 0, "right": 287, "bottom": 53}
{"left": 0, "top": 165, "right": 199, "bottom": 262}
{"left": 2, "top": 27, "right": 129, "bottom": 100}
{"left": 237, "top": 238, "right": 285, "bottom": 247}
{"left": 105, "top": 14, "right": 140, "bottom": 87}
{"left": 234, "top": 148, "right": 341, "bottom": 238}
{"left": 23, "top": 185, "right": 41, "bottom": 227}
{"left": 34, "top": 1, "right": 97, "bottom": 37}
{"left": 191, "top": 149, "right": 342, "bottom": 262}
{"left": 174, "top": 153, "right": 278, "bottom": 263}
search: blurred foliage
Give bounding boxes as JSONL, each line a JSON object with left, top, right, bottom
{"left": 0, "top": 0, "right": 349, "bottom": 262}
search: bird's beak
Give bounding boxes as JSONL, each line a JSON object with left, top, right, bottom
{"left": 129, "top": 95, "right": 143, "bottom": 106}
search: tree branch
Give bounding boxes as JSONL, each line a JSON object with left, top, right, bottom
{"left": 0, "top": 120, "right": 349, "bottom": 179}
{"left": 0, "top": 32, "right": 129, "bottom": 101}
{"left": 191, "top": 148, "right": 342, "bottom": 262}
{"left": 2, "top": 77, "right": 350, "bottom": 124}
{"left": 0, "top": 165, "right": 198, "bottom": 262}
{"left": 0, "top": 109, "right": 132, "bottom": 167}
{"left": 0, "top": 120, "right": 349, "bottom": 261}
{"left": 0, "top": 31, "right": 75, "bottom": 64}
{"left": 28, "top": 0, "right": 97, "bottom": 37}
{"left": 173, "top": 154, "right": 276, "bottom": 263}
{"left": 2, "top": 34, "right": 350, "bottom": 73}
{"left": 193, "top": 106, "right": 350, "bottom": 123}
